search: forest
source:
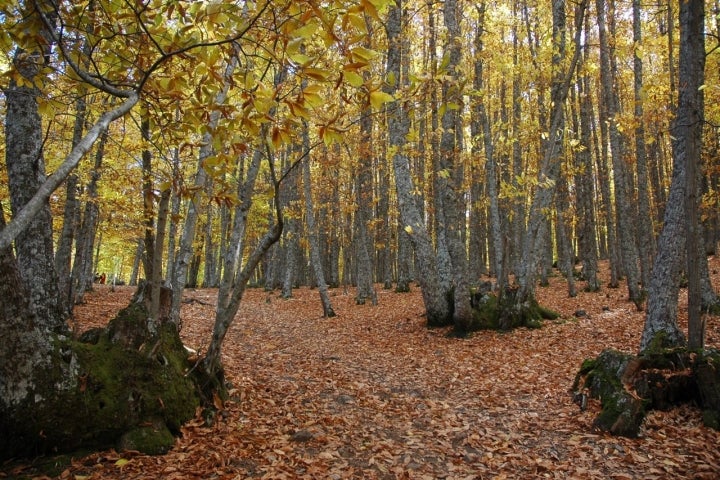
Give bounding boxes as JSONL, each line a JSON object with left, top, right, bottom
{"left": 1, "top": 0, "right": 720, "bottom": 476}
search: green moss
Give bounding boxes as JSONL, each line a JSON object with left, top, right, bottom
{"left": 2, "top": 314, "right": 199, "bottom": 459}
{"left": 702, "top": 409, "right": 720, "bottom": 430}
{"left": 118, "top": 420, "right": 175, "bottom": 455}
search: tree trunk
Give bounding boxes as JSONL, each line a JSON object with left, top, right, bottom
{"left": 386, "top": 0, "right": 451, "bottom": 325}
{"left": 512, "top": 0, "right": 586, "bottom": 321}
{"left": 597, "top": 0, "right": 643, "bottom": 307}
{"left": 575, "top": 52, "right": 600, "bottom": 291}
{"left": 129, "top": 238, "right": 144, "bottom": 287}
{"left": 4, "top": 49, "right": 64, "bottom": 330}
{"left": 201, "top": 159, "right": 284, "bottom": 393}
{"left": 632, "top": 0, "right": 656, "bottom": 289}
{"left": 639, "top": 0, "right": 704, "bottom": 351}
{"left": 302, "top": 124, "right": 336, "bottom": 317}
{"left": 475, "top": 2, "right": 506, "bottom": 291}
{"left": 169, "top": 55, "right": 238, "bottom": 323}
{"left": 218, "top": 150, "right": 262, "bottom": 311}
{"left": 72, "top": 129, "right": 107, "bottom": 304}
{"left": 281, "top": 152, "right": 301, "bottom": 299}
{"left": 354, "top": 110, "right": 377, "bottom": 305}
{"left": 680, "top": 0, "right": 705, "bottom": 349}
{"left": 439, "top": 0, "right": 473, "bottom": 330}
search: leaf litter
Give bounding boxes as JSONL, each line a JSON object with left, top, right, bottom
{"left": 7, "top": 260, "right": 720, "bottom": 479}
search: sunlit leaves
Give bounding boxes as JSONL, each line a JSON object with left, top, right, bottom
{"left": 369, "top": 90, "right": 394, "bottom": 110}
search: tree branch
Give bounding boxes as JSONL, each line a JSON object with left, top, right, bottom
{"left": 0, "top": 93, "right": 139, "bottom": 250}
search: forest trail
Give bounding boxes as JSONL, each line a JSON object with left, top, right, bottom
{"left": 9, "top": 261, "right": 720, "bottom": 479}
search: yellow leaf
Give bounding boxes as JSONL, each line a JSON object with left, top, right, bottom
{"left": 344, "top": 71, "right": 364, "bottom": 88}
{"left": 293, "top": 21, "right": 319, "bottom": 40}
{"left": 404, "top": 225, "right": 413, "bottom": 234}
{"left": 369, "top": 90, "right": 394, "bottom": 110}
{"left": 115, "top": 458, "right": 130, "bottom": 467}
{"left": 304, "top": 67, "right": 331, "bottom": 81}
{"left": 351, "top": 46, "right": 379, "bottom": 61}
{"left": 289, "top": 53, "right": 313, "bottom": 67}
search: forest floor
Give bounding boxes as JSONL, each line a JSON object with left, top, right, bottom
{"left": 4, "top": 260, "right": 720, "bottom": 479}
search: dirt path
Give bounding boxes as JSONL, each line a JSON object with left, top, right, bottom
{"left": 7, "top": 264, "right": 720, "bottom": 479}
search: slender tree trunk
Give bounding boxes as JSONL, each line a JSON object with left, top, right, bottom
{"left": 165, "top": 145, "right": 182, "bottom": 287}
{"left": 202, "top": 185, "right": 217, "bottom": 288}
{"left": 55, "top": 99, "right": 86, "bottom": 315}
{"left": 682, "top": 0, "right": 705, "bottom": 349}
{"left": 281, "top": 151, "right": 301, "bottom": 299}
{"left": 169, "top": 56, "right": 238, "bottom": 323}
{"left": 597, "top": 0, "right": 642, "bottom": 304}
{"left": 354, "top": 112, "right": 377, "bottom": 305}
{"left": 576, "top": 56, "right": 600, "bottom": 291}
{"left": 202, "top": 158, "right": 284, "bottom": 387}
{"left": 129, "top": 237, "right": 144, "bottom": 287}
{"left": 302, "top": 123, "right": 336, "bottom": 317}
{"left": 218, "top": 150, "right": 262, "bottom": 311}
{"left": 475, "top": 3, "right": 506, "bottom": 291}
{"left": 72, "top": 129, "right": 107, "bottom": 303}
{"left": 140, "top": 109, "right": 155, "bottom": 283}
{"left": 514, "top": 0, "right": 587, "bottom": 309}
{"left": 633, "top": 0, "right": 655, "bottom": 288}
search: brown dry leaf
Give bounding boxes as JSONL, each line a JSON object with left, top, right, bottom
{"left": 6, "top": 259, "right": 720, "bottom": 479}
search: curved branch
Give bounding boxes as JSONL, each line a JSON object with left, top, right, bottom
{"left": 0, "top": 93, "right": 140, "bottom": 250}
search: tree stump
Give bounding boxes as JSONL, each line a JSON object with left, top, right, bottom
{"left": 573, "top": 347, "right": 720, "bottom": 437}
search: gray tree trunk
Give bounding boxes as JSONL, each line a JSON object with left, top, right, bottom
{"left": 575, "top": 50, "right": 600, "bottom": 291}
{"left": 129, "top": 237, "right": 144, "bottom": 287}
{"left": 597, "top": 0, "right": 643, "bottom": 306}
{"left": 169, "top": 56, "right": 238, "bottom": 323}
{"left": 281, "top": 152, "right": 301, "bottom": 299}
{"left": 439, "top": 0, "right": 473, "bottom": 329}
{"left": 633, "top": 0, "right": 656, "bottom": 288}
{"left": 515, "top": 0, "right": 586, "bottom": 306}
{"left": 165, "top": 146, "right": 182, "bottom": 288}
{"left": 474, "top": 3, "right": 506, "bottom": 291}
{"left": 218, "top": 150, "right": 262, "bottom": 311}
{"left": 639, "top": 0, "right": 704, "bottom": 351}
{"left": 354, "top": 114, "right": 377, "bottom": 305}
{"left": 4, "top": 50, "right": 64, "bottom": 329}
{"left": 386, "top": 0, "right": 450, "bottom": 325}
{"left": 71, "top": 129, "right": 107, "bottom": 303}
{"left": 301, "top": 124, "right": 336, "bottom": 317}
{"left": 55, "top": 96, "right": 86, "bottom": 314}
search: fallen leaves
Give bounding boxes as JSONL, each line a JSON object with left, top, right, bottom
{"left": 7, "top": 259, "right": 720, "bottom": 479}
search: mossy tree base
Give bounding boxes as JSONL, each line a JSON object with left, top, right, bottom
{"left": 460, "top": 284, "right": 559, "bottom": 335}
{"left": 573, "top": 347, "right": 720, "bottom": 437}
{"left": 0, "top": 302, "right": 200, "bottom": 460}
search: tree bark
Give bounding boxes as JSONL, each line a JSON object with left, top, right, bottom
{"left": 4, "top": 47, "right": 64, "bottom": 329}
{"left": 514, "top": 0, "right": 587, "bottom": 308}
{"left": 386, "top": 0, "right": 451, "bottom": 325}
{"left": 633, "top": 0, "right": 656, "bottom": 289}
{"left": 72, "top": 129, "right": 107, "bottom": 304}
{"left": 439, "top": 0, "right": 473, "bottom": 329}
{"left": 639, "top": 0, "right": 704, "bottom": 351}
{"left": 597, "top": 0, "right": 643, "bottom": 306}
{"left": 302, "top": 123, "right": 336, "bottom": 317}
{"left": 475, "top": 2, "right": 506, "bottom": 292}
{"left": 354, "top": 110, "right": 377, "bottom": 305}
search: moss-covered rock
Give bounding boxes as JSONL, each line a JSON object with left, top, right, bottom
{"left": 574, "top": 347, "right": 720, "bottom": 437}
{"left": 1, "top": 304, "right": 200, "bottom": 460}
{"left": 118, "top": 419, "right": 176, "bottom": 455}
